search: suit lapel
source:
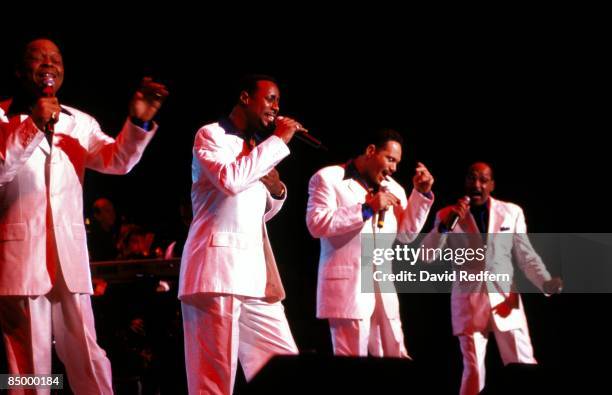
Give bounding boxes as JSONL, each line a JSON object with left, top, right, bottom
{"left": 488, "top": 198, "right": 504, "bottom": 233}
{"left": 347, "top": 178, "right": 366, "bottom": 198}
{"left": 38, "top": 112, "right": 78, "bottom": 157}
{"left": 460, "top": 213, "right": 481, "bottom": 234}
{"left": 38, "top": 134, "right": 51, "bottom": 155}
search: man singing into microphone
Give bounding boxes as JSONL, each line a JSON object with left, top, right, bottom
{"left": 422, "top": 162, "right": 563, "bottom": 395}
{"left": 0, "top": 38, "right": 168, "bottom": 393}
{"left": 179, "top": 75, "right": 300, "bottom": 395}
{"left": 306, "top": 129, "right": 434, "bottom": 357}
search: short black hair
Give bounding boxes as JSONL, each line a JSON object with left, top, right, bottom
{"left": 371, "top": 128, "right": 404, "bottom": 150}
{"left": 467, "top": 162, "right": 495, "bottom": 180}
{"left": 236, "top": 74, "right": 278, "bottom": 97}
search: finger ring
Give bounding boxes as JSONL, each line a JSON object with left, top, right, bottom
{"left": 154, "top": 92, "right": 163, "bottom": 98}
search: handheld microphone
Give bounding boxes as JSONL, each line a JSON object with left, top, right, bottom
{"left": 376, "top": 180, "right": 390, "bottom": 229}
{"left": 271, "top": 117, "right": 327, "bottom": 150}
{"left": 42, "top": 73, "right": 55, "bottom": 97}
{"left": 447, "top": 196, "right": 471, "bottom": 231}
{"left": 41, "top": 73, "right": 56, "bottom": 133}
{"left": 377, "top": 209, "right": 387, "bottom": 229}
{"left": 295, "top": 129, "right": 327, "bottom": 151}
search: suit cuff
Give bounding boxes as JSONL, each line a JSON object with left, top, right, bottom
{"left": 130, "top": 117, "right": 155, "bottom": 132}
{"left": 271, "top": 183, "right": 286, "bottom": 200}
{"left": 420, "top": 191, "right": 434, "bottom": 200}
{"left": 362, "top": 203, "right": 374, "bottom": 221}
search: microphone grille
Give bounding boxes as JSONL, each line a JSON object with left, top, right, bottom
{"left": 42, "top": 72, "right": 56, "bottom": 87}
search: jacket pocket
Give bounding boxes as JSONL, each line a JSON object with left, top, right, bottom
{"left": 0, "top": 223, "right": 26, "bottom": 241}
{"left": 210, "top": 232, "right": 250, "bottom": 249}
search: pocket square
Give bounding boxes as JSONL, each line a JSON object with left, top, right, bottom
{"left": 500, "top": 226, "right": 510, "bottom": 231}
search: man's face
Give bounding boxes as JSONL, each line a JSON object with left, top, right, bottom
{"left": 17, "top": 39, "right": 64, "bottom": 97}
{"left": 243, "top": 80, "right": 280, "bottom": 132}
{"left": 364, "top": 141, "right": 402, "bottom": 186}
{"left": 465, "top": 163, "right": 495, "bottom": 206}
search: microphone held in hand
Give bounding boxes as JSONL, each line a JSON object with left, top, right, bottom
{"left": 42, "top": 73, "right": 56, "bottom": 98}
{"left": 271, "top": 116, "right": 327, "bottom": 150}
{"left": 41, "top": 73, "right": 56, "bottom": 133}
{"left": 377, "top": 209, "right": 387, "bottom": 229}
{"left": 376, "top": 180, "right": 390, "bottom": 229}
{"left": 447, "top": 196, "right": 471, "bottom": 231}
{"left": 295, "top": 129, "right": 327, "bottom": 151}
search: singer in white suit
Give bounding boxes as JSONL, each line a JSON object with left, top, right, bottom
{"left": 179, "top": 75, "right": 303, "bottom": 395}
{"left": 0, "top": 38, "right": 168, "bottom": 394}
{"left": 422, "top": 162, "right": 563, "bottom": 395}
{"left": 306, "top": 129, "right": 434, "bottom": 357}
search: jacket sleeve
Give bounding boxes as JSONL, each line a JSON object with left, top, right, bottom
{"left": 194, "top": 127, "right": 290, "bottom": 196}
{"left": 264, "top": 182, "right": 287, "bottom": 222}
{"left": 85, "top": 117, "right": 156, "bottom": 175}
{"left": 0, "top": 117, "right": 45, "bottom": 186}
{"left": 306, "top": 171, "right": 364, "bottom": 238}
{"left": 396, "top": 189, "right": 434, "bottom": 244}
{"left": 512, "top": 207, "right": 552, "bottom": 292}
{"left": 418, "top": 210, "right": 451, "bottom": 262}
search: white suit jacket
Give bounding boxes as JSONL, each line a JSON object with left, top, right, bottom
{"left": 306, "top": 164, "right": 433, "bottom": 319}
{"left": 0, "top": 100, "right": 156, "bottom": 295}
{"left": 423, "top": 197, "right": 552, "bottom": 335}
{"left": 179, "top": 122, "right": 290, "bottom": 302}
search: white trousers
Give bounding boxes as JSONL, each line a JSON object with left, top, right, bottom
{"left": 458, "top": 322, "right": 537, "bottom": 395}
{"left": 181, "top": 294, "right": 299, "bottom": 395}
{"left": 328, "top": 292, "right": 409, "bottom": 358}
{"left": 0, "top": 270, "right": 113, "bottom": 395}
